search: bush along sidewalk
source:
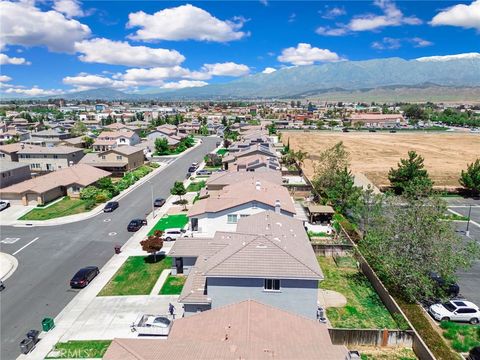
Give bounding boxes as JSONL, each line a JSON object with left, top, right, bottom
{"left": 80, "top": 164, "right": 158, "bottom": 210}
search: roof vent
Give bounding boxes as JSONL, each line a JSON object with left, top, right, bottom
{"left": 255, "top": 181, "right": 261, "bottom": 190}
{"left": 274, "top": 200, "right": 281, "bottom": 214}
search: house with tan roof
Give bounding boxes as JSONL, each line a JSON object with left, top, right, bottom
{"left": 0, "top": 164, "right": 110, "bottom": 205}
{"left": 188, "top": 179, "right": 295, "bottom": 236}
{"left": 104, "top": 300, "right": 347, "bottom": 360}
{"left": 348, "top": 113, "right": 405, "bottom": 128}
{"left": 93, "top": 130, "right": 140, "bottom": 151}
{"left": 231, "top": 154, "right": 280, "bottom": 172}
{"left": 222, "top": 144, "right": 277, "bottom": 170}
{"left": 170, "top": 211, "right": 322, "bottom": 319}
{"left": 206, "top": 171, "right": 282, "bottom": 191}
{"left": 79, "top": 146, "right": 144, "bottom": 176}
{"left": 16, "top": 144, "right": 85, "bottom": 173}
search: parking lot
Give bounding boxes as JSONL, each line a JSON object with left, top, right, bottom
{"left": 447, "top": 198, "right": 480, "bottom": 305}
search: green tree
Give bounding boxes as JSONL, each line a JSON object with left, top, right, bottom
{"left": 170, "top": 181, "right": 186, "bottom": 201}
{"left": 459, "top": 159, "right": 480, "bottom": 196}
{"left": 154, "top": 138, "right": 169, "bottom": 155}
{"left": 312, "top": 142, "right": 350, "bottom": 197}
{"left": 388, "top": 151, "right": 433, "bottom": 196}
{"left": 82, "top": 136, "right": 94, "bottom": 148}
{"left": 359, "top": 194, "right": 479, "bottom": 302}
{"left": 403, "top": 104, "right": 426, "bottom": 124}
{"left": 71, "top": 121, "right": 87, "bottom": 136}
{"left": 325, "top": 167, "right": 361, "bottom": 214}
{"left": 96, "top": 177, "right": 119, "bottom": 197}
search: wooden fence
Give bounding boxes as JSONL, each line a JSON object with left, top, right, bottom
{"left": 328, "top": 328, "right": 414, "bottom": 347}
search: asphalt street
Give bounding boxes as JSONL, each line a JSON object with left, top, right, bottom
{"left": 0, "top": 137, "right": 217, "bottom": 360}
{"left": 447, "top": 198, "right": 480, "bottom": 306}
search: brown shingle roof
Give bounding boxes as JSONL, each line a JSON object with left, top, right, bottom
{"left": 103, "top": 300, "right": 347, "bottom": 360}
{"left": 206, "top": 171, "right": 282, "bottom": 188}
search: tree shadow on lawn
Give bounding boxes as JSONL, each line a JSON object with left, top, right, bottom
{"left": 144, "top": 253, "right": 166, "bottom": 264}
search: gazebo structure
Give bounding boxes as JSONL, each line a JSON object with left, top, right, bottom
{"left": 306, "top": 204, "right": 335, "bottom": 224}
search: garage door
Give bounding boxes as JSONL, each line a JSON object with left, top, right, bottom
{"left": 26, "top": 193, "right": 38, "bottom": 206}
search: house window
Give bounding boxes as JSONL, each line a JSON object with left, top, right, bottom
{"left": 264, "top": 279, "right": 280, "bottom": 291}
{"left": 116, "top": 155, "right": 122, "bottom": 160}
{"left": 101, "top": 156, "right": 106, "bottom": 160}
{"left": 240, "top": 214, "right": 249, "bottom": 218}
{"left": 227, "top": 214, "right": 238, "bottom": 224}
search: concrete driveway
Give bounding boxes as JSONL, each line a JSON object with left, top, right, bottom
{"left": 0, "top": 204, "right": 34, "bottom": 223}
{"left": 60, "top": 295, "right": 183, "bottom": 341}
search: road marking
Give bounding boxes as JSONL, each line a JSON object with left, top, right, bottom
{"left": 448, "top": 209, "right": 480, "bottom": 229}
{"left": 12, "top": 237, "right": 40, "bottom": 256}
{"left": 1, "top": 238, "right": 20, "bottom": 244}
{"left": 108, "top": 232, "right": 117, "bottom": 236}
{"left": 103, "top": 218, "right": 111, "bottom": 222}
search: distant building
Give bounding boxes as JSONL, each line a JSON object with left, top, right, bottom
{"left": 0, "top": 161, "right": 31, "bottom": 188}
{"left": 348, "top": 113, "right": 405, "bottom": 128}
{"left": 16, "top": 145, "right": 84, "bottom": 173}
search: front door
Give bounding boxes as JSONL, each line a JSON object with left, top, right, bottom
{"left": 175, "top": 258, "right": 183, "bottom": 274}
{"left": 191, "top": 218, "right": 198, "bottom": 231}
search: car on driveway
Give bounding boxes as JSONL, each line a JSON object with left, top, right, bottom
{"left": 429, "top": 300, "right": 480, "bottom": 324}
{"left": 127, "top": 219, "right": 148, "bottom": 232}
{"left": 70, "top": 266, "right": 99, "bottom": 288}
{"left": 0, "top": 200, "right": 10, "bottom": 211}
{"left": 154, "top": 198, "right": 166, "bottom": 207}
{"left": 103, "top": 201, "right": 119, "bottom": 212}
{"left": 196, "top": 169, "right": 212, "bottom": 176}
{"left": 162, "top": 228, "right": 186, "bottom": 241}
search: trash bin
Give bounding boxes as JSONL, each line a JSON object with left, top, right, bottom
{"left": 27, "top": 329, "right": 40, "bottom": 344}
{"left": 42, "top": 317, "right": 54, "bottom": 332}
{"left": 20, "top": 338, "right": 34, "bottom": 354}
{"left": 114, "top": 245, "right": 121, "bottom": 254}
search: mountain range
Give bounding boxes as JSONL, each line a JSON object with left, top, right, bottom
{"left": 10, "top": 55, "right": 480, "bottom": 101}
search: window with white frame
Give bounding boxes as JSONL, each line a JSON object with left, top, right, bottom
{"left": 240, "top": 214, "right": 249, "bottom": 218}
{"left": 264, "top": 279, "right": 280, "bottom": 291}
{"left": 227, "top": 214, "right": 238, "bottom": 224}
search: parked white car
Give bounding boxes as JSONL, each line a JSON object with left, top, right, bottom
{"left": 0, "top": 200, "right": 10, "bottom": 211}
{"left": 429, "top": 300, "right": 480, "bottom": 324}
{"left": 162, "top": 228, "right": 186, "bottom": 241}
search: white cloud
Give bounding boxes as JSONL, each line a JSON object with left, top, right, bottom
{"left": 371, "top": 37, "right": 401, "bottom": 50}
{"left": 4, "top": 86, "right": 63, "bottom": 96}
{"left": 53, "top": 0, "right": 84, "bottom": 18}
{"left": 0, "top": 53, "right": 30, "bottom": 65}
{"left": 162, "top": 80, "right": 208, "bottom": 89}
{"left": 202, "top": 62, "right": 250, "bottom": 77}
{"left": 262, "top": 67, "right": 277, "bottom": 74}
{"left": 277, "top": 43, "right": 342, "bottom": 66}
{"left": 0, "top": 1, "right": 91, "bottom": 52}
{"left": 127, "top": 4, "right": 247, "bottom": 42}
{"left": 410, "top": 37, "right": 433, "bottom": 48}
{"left": 316, "top": 0, "right": 421, "bottom": 36}
{"left": 74, "top": 38, "right": 185, "bottom": 67}
{"left": 321, "top": 6, "right": 346, "bottom": 19}
{"left": 416, "top": 53, "right": 480, "bottom": 62}
{"left": 288, "top": 13, "right": 296, "bottom": 23}
{"left": 0, "top": 75, "right": 11, "bottom": 82}
{"left": 430, "top": 0, "right": 480, "bottom": 31}
{"left": 63, "top": 74, "right": 125, "bottom": 91}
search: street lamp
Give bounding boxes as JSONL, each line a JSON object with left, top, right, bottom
{"left": 148, "top": 180, "right": 155, "bottom": 219}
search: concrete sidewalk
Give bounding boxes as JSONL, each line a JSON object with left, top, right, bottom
{"left": 0, "top": 252, "right": 18, "bottom": 281}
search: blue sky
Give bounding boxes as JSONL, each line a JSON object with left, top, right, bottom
{"left": 0, "top": 0, "right": 479, "bottom": 96}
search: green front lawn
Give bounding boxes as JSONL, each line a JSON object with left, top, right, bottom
{"left": 186, "top": 181, "right": 206, "bottom": 192}
{"left": 159, "top": 275, "right": 186, "bottom": 295}
{"left": 440, "top": 321, "right": 480, "bottom": 353}
{"left": 19, "top": 197, "right": 88, "bottom": 221}
{"left": 216, "top": 148, "right": 228, "bottom": 156}
{"left": 46, "top": 340, "right": 111, "bottom": 359}
{"left": 148, "top": 214, "right": 188, "bottom": 235}
{"left": 98, "top": 256, "right": 172, "bottom": 296}
{"left": 318, "top": 256, "right": 398, "bottom": 329}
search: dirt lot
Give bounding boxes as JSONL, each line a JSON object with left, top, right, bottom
{"left": 282, "top": 131, "right": 480, "bottom": 188}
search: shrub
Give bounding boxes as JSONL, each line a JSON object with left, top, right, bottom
{"left": 80, "top": 186, "right": 101, "bottom": 201}
{"left": 95, "top": 193, "right": 108, "bottom": 203}
{"left": 84, "top": 199, "right": 96, "bottom": 210}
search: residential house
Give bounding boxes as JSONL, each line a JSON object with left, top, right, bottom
{"left": 17, "top": 145, "right": 85, "bottom": 173}
{"left": 0, "top": 161, "right": 31, "bottom": 188}
{"left": 58, "top": 136, "right": 87, "bottom": 148}
{"left": 79, "top": 146, "right": 144, "bottom": 176}
{"left": 0, "top": 164, "right": 110, "bottom": 205}
{"left": 92, "top": 130, "right": 140, "bottom": 151}
{"left": 0, "top": 143, "right": 25, "bottom": 161}
{"left": 104, "top": 123, "right": 141, "bottom": 135}
{"left": 29, "top": 129, "right": 72, "bottom": 146}
{"left": 103, "top": 300, "right": 347, "bottom": 360}
{"left": 0, "top": 130, "right": 30, "bottom": 144}
{"left": 171, "top": 211, "right": 322, "bottom": 319}
{"left": 205, "top": 171, "right": 282, "bottom": 191}
{"left": 222, "top": 144, "right": 277, "bottom": 170}
{"left": 188, "top": 178, "right": 295, "bottom": 236}
{"left": 230, "top": 154, "right": 280, "bottom": 172}
{"left": 348, "top": 113, "right": 405, "bottom": 128}
{"left": 178, "top": 121, "right": 200, "bottom": 135}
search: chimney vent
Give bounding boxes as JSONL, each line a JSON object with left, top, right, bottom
{"left": 255, "top": 181, "right": 261, "bottom": 190}
{"left": 274, "top": 200, "right": 281, "bottom": 214}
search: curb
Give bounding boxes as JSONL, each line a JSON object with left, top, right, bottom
{"left": 0, "top": 252, "right": 19, "bottom": 281}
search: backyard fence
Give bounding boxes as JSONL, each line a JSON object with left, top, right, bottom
{"left": 328, "top": 328, "right": 414, "bottom": 347}
{"left": 339, "top": 226, "right": 437, "bottom": 360}
{"left": 311, "top": 243, "right": 354, "bottom": 256}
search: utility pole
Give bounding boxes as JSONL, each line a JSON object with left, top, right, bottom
{"left": 466, "top": 204, "right": 472, "bottom": 237}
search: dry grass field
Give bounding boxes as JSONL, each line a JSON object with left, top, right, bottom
{"left": 282, "top": 131, "right": 479, "bottom": 188}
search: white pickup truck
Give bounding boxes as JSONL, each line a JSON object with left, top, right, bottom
{"left": 130, "top": 314, "right": 172, "bottom": 336}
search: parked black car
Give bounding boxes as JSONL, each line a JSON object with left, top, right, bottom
{"left": 127, "top": 219, "right": 147, "bottom": 232}
{"left": 70, "top": 266, "right": 99, "bottom": 288}
{"left": 103, "top": 201, "right": 119, "bottom": 212}
{"left": 468, "top": 346, "right": 480, "bottom": 360}
{"left": 188, "top": 166, "right": 197, "bottom": 173}
{"left": 154, "top": 198, "right": 166, "bottom": 207}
